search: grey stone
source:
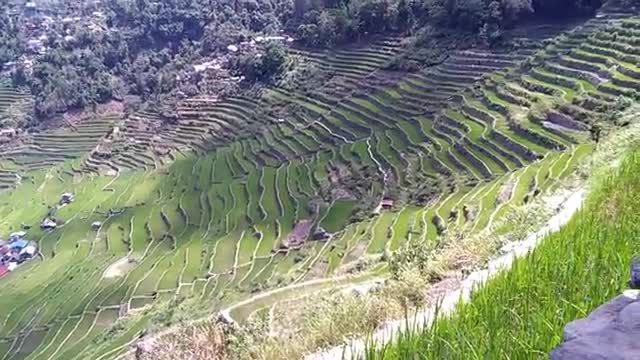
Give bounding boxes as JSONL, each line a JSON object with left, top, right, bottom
{"left": 551, "top": 293, "right": 640, "bottom": 360}
{"left": 629, "top": 257, "right": 640, "bottom": 289}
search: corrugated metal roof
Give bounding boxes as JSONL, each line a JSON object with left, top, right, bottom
{"left": 9, "top": 239, "right": 28, "bottom": 249}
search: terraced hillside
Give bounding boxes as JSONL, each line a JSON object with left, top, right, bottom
{"left": 0, "top": 80, "right": 28, "bottom": 115}
{"left": 78, "top": 38, "right": 407, "bottom": 175}
{"left": 0, "top": 81, "right": 27, "bottom": 189}
{"left": 0, "top": 78, "right": 122, "bottom": 186}
{"left": 0, "top": 4, "right": 639, "bottom": 359}
{"left": 78, "top": 36, "right": 550, "bottom": 176}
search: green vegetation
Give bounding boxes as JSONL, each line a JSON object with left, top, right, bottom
{"left": 2, "top": 0, "right": 609, "bottom": 121}
{"left": 321, "top": 200, "right": 357, "bottom": 233}
{"left": 371, "top": 138, "right": 640, "bottom": 360}
{"left": 0, "top": 1, "right": 639, "bottom": 359}
{"left": 0, "top": 5, "right": 22, "bottom": 66}
{"left": 292, "top": 0, "right": 604, "bottom": 49}
{"left": 7, "top": 0, "right": 297, "bottom": 119}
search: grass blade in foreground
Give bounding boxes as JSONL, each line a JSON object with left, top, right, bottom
{"left": 370, "top": 148, "right": 640, "bottom": 359}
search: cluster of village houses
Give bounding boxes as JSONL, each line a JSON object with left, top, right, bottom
{"left": 2, "top": 1, "right": 296, "bottom": 88}
{"left": 38, "top": 192, "right": 75, "bottom": 231}
{"left": 192, "top": 35, "right": 295, "bottom": 74}
{"left": 0, "top": 191, "right": 75, "bottom": 279}
{"left": 2, "top": 1, "right": 107, "bottom": 75}
{"left": 0, "top": 231, "right": 37, "bottom": 278}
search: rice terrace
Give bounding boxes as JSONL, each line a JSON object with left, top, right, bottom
{"left": 1, "top": 0, "right": 640, "bottom": 358}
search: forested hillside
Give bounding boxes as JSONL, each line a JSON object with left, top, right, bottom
{"left": 1, "top": 0, "right": 616, "bottom": 123}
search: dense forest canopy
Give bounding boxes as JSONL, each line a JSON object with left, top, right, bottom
{"left": 289, "top": 0, "right": 604, "bottom": 47}
{"left": 1, "top": 0, "right": 610, "bottom": 124}
{"left": 7, "top": 0, "right": 295, "bottom": 120}
{"left": 0, "top": 5, "right": 23, "bottom": 66}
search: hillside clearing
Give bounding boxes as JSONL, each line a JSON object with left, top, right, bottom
{"left": 103, "top": 257, "right": 137, "bottom": 279}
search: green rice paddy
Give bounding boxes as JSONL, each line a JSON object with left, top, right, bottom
{"left": 0, "top": 9, "right": 638, "bottom": 360}
{"left": 371, "top": 143, "right": 640, "bottom": 360}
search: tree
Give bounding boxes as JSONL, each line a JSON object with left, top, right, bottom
{"left": 423, "top": 0, "right": 451, "bottom": 27}
{"left": 1, "top": 98, "right": 35, "bottom": 129}
{"left": 480, "top": 1, "right": 504, "bottom": 45}
{"left": 230, "top": 42, "right": 288, "bottom": 83}
{"left": 261, "top": 42, "right": 288, "bottom": 81}
{"left": 317, "top": 9, "right": 339, "bottom": 45}
{"left": 0, "top": 4, "right": 21, "bottom": 66}
{"left": 502, "top": 0, "right": 533, "bottom": 25}
{"left": 590, "top": 123, "right": 602, "bottom": 148}
{"left": 453, "top": 0, "right": 486, "bottom": 31}
{"left": 358, "top": 0, "right": 392, "bottom": 33}
{"left": 532, "top": 0, "right": 602, "bottom": 17}
{"left": 155, "top": 96, "right": 179, "bottom": 124}
{"left": 396, "top": 0, "right": 415, "bottom": 34}
{"left": 294, "top": 0, "right": 311, "bottom": 17}
{"left": 9, "top": 0, "right": 295, "bottom": 122}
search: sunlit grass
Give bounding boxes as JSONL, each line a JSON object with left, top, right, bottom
{"left": 370, "top": 147, "right": 640, "bottom": 359}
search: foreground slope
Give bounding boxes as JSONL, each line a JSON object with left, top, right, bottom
{"left": 371, "top": 127, "right": 640, "bottom": 359}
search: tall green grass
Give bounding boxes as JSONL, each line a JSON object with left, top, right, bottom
{"left": 369, "top": 148, "right": 640, "bottom": 359}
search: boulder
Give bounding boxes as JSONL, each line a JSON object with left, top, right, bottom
{"left": 629, "top": 257, "right": 640, "bottom": 289}
{"left": 550, "top": 290, "right": 640, "bottom": 360}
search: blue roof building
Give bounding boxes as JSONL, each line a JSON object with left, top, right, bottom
{"left": 9, "top": 239, "right": 28, "bottom": 250}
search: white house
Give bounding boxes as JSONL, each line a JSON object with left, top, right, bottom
{"left": 41, "top": 219, "right": 57, "bottom": 230}
{"left": 9, "top": 231, "right": 26, "bottom": 240}
{"left": 20, "top": 245, "right": 36, "bottom": 257}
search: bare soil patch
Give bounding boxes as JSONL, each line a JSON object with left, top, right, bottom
{"left": 103, "top": 256, "right": 137, "bottom": 279}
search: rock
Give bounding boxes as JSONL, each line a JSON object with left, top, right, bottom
{"left": 462, "top": 204, "right": 476, "bottom": 222}
{"left": 432, "top": 215, "right": 446, "bottom": 236}
{"left": 217, "top": 310, "right": 236, "bottom": 325}
{"left": 629, "top": 257, "right": 640, "bottom": 289}
{"left": 135, "top": 339, "right": 155, "bottom": 359}
{"left": 449, "top": 208, "right": 459, "bottom": 222}
{"left": 351, "top": 286, "right": 367, "bottom": 297}
{"left": 550, "top": 290, "right": 640, "bottom": 360}
{"left": 312, "top": 227, "right": 330, "bottom": 241}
